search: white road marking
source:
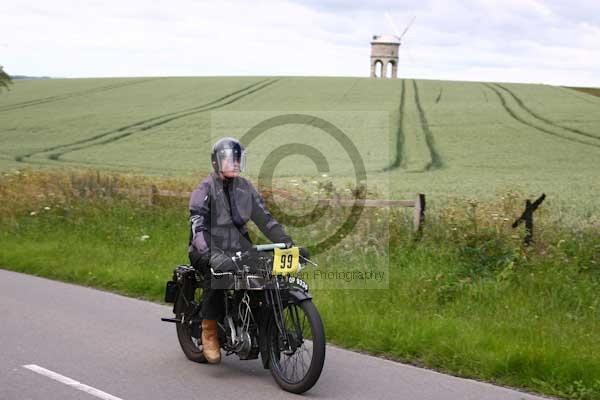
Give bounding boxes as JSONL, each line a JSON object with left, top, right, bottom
{"left": 22, "top": 364, "right": 124, "bottom": 400}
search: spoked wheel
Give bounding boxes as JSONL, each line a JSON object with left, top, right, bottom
{"left": 268, "top": 300, "right": 326, "bottom": 394}
{"left": 174, "top": 286, "right": 207, "bottom": 363}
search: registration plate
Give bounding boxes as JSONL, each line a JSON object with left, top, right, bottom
{"left": 287, "top": 276, "right": 309, "bottom": 292}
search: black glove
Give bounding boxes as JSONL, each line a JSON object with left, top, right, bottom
{"left": 210, "top": 252, "right": 236, "bottom": 273}
{"left": 188, "top": 248, "right": 210, "bottom": 269}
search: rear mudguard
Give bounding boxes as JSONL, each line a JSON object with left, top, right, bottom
{"left": 260, "top": 289, "right": 312, "bottom": 369}
{"left": 171, "top": 265, "right": 198, "bottom": 314}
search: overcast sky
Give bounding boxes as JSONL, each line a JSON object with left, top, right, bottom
{"left": 2, "top": 0, "right": 599, "bottom": 86}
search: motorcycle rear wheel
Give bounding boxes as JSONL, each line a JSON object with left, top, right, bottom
{"left": 174, "top": 288, "right": 207, "bottom": 363}
{"left": 268, "top": 299, "right": 326, "bottom": 394}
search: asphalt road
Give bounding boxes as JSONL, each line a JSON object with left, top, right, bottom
{"left": 0, "top": 269, "right": 550, "bottom": 400}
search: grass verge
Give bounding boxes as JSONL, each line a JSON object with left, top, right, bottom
{"left": 1, "top": 169, "right": 599, "bottom": 399}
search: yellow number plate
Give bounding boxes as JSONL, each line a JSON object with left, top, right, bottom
{"left": 272, "top": 247, "right": 300, "bottom": 276}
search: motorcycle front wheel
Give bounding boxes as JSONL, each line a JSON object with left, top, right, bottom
{"left": 268, "top": 299, "right": 326, "bottom": 394}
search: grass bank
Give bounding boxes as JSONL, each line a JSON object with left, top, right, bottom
{"left": 1, "top": 169, "right": 599, "bottom": 399}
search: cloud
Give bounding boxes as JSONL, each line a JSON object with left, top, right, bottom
{"left": 0, "top": 0, "right": 598, "bottom": 86}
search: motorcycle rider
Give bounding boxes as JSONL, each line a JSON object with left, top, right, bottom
{"left": 188, "top": 137, "right": 296, "bottom": 364}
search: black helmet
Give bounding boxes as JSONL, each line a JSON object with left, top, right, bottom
{"left": 211, "top": 137, "right": 247, "bottom": 173}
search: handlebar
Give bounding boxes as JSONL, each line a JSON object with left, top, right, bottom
{"left": 253, "top": 243, "right": 287, "bottom": 252}
{"left": 232, "top": 243, "right": 317, "bottom": 268}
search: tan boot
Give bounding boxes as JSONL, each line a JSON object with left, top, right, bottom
{"left": 201, "top": 319, "right": 221, "bottom": 364}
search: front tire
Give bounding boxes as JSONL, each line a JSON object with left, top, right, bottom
{"left": 268, "top": 299, "right": 326, "bottom": 394}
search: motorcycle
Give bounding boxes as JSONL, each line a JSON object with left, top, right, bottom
{"left": 161, "top": 243, "right": 326, "bottom": 394}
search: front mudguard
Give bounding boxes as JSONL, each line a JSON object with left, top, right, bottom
{"left": 287, "top": 288, "right": 312, "bottom": 303}
{"left": 259, "top": 288, "right": 312, "bottom": 369}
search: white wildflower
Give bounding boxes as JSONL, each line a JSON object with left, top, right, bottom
{"left": 44, "top": 206, "right": 51, "bottom": 210}
{"left": 140, "top": 235, "right": 150, "bottom": 241}
{"left": 30, "top": 211, "right": 37, "bottom": 216}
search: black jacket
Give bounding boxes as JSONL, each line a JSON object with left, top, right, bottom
{"left": 188, "top": 173, "right": 292, "bottom": 266}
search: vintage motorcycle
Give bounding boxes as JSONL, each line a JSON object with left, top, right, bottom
{"left": 162, "top": 243, "right": 325, "bottom": 394}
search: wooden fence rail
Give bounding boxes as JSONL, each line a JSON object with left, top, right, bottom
{"left": 131, "top": 186, "right": 427, "bottom": 233}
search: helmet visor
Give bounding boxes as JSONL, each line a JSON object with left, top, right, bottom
{"left": 216, "top": 148, "right": 246, "bottom": 173}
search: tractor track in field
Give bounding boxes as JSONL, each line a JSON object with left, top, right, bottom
{"left": 480, "top": 86, "right": 490, "bottom": 103}
{"left": 15, "top": 78, "right": 279, "bottom": 163}
{"left": 413, "top": 80, "right": 443, "bottom": 170}
{"left": 17, "top": 79, "right": 270, "bottom": 158}
{"left": 48, "top": 78, "right": 280, "bottom": 160}
{"left": 435, "top": 87, "right": 443, "bottom": 104}
{"left": 0, "top": 151, "right": 15, "bottom": 160}
{"left": 383, "top": 79, "right": 406, "bottom": 171}
{"left": 126, "top": 78, "right": 279, "bottom": 132}
{"left": 16, "top": 153, "right": 196, "bottom": 175}
{"left": 0, "top": 78, "right": 163, "bottom": 112}
{"left": 495, "top": 84, "right": 600, "bottom": 142}
{"left": 484, "top": 83, "right": 600, "bottom": 149}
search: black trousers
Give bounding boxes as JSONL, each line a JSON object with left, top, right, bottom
{"left": 189, "top": 250, "right": 225, "bottom": 321}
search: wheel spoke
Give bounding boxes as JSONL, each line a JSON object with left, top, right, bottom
{"left": 291, "top": 355, "right": 298, "bottom": 381}
{"left": 271, "top": 302, "right": 319, "bottom": 384}
{"left": 299, "top": 311, "right": 306, "bottom": 338}
{"left": 282, "top": 353, "right": 292, "bottom": 376}
{"left": 297, "top": 349, "right": 306, "bottom": 378}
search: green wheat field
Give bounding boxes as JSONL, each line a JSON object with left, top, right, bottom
{"left": 1, "top": 76, "right": 599, "bottom": 223}
{"left": 2, "top": 77, "right": 600, "bottom": 399}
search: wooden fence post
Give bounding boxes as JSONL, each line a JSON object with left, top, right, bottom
{"left": 414, "top": 193, "right": 426, "bottom": 234}
{"left": 512, "top": 194, "right": 546, "bottom": 245}
{"left": 150, "top": 185, "right": 159, "bottom": 205}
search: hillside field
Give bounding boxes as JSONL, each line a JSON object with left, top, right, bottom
{"left": 1, "top": 77, "right": 599, "bottom": 222}
{"left": 2, "top": 78, "right": 600, "bottom": 399}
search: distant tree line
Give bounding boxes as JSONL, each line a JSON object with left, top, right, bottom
{"left": 11, "top": 75, "right": 51, "bottom": 80}
{"left": 1, "top": 65, "right": 12, "bottom": 92}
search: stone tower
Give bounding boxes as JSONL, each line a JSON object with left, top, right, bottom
{"left": 370, "top": 35, "right": 400, "bottom": 79}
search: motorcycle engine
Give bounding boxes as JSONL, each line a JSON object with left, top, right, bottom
{"left": 235, "top": 329, "right": 253, "bottom": 359}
